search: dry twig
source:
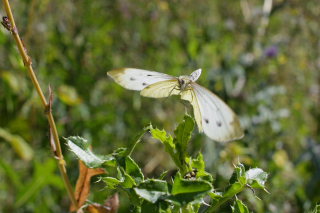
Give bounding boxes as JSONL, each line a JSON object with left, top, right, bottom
{"left": 1, "top": 0, "right": 78, "bottom": 209}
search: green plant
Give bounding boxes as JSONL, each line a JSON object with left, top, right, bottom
{"left": 66, "top": 115, "right": 268, "bottom": 212}
{"left": 2, "top": 0, "right": 318, "bottom": 212}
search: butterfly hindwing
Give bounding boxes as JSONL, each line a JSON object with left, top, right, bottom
{"left": 107, "top": 68, "right": 174, "bottom": 91}
{"left": 140, "top": 80, "right": 180, "bottom": 98}
{"left": 191, "top": 83, "right": 244, "bottom": 142}
{"left": 180, "top": 89, "right": 203, "bottom": 132}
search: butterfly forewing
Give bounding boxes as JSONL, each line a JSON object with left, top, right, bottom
{"left": 107, "top": 68, "right": 174, "bottom": 91}
{"left": 191, "top": 83, "right": 244, "bottom": 142}
{"left": 189, "top": 69, "right": 202, "bottom": 82}
{"left": 140, "top": 80, "right": 180, "bottom": 98}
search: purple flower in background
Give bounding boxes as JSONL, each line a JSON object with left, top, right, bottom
{"left": 264, "top": 46, "right": 278, "bottom": 58}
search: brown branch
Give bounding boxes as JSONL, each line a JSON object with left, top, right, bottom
{"left": 2, "top": 0, "right": 78, "bottom": 209}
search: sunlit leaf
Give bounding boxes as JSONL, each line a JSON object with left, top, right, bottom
{"left": 149, "top": 116, "right": 195, "bottom": 173}
{"left": 229, "top": 163, "right": 246, "bottom": 184}
{"left": 149, "top": 126, "right": 181, "bottom": 168}
{"left": 223, "top": 182, "right": 244, "bottom": 198}
{"left": 209, "top": 164, "right": 268, "bottom": 211}
{"left": 310, "top": 204, "right": 320, "bottom": 213}
{"left": 191, "top": 153, "right": 213, "bottom": 182}
{"left": 173, "top": 114, "right": 194, "bottom": 159}
{"left": 191, "top": 153, "right": 205, "bottom": 172}
{"left": 65, "top": 136, "right": 114, "bottom": 168}
{"left": 171, "top": 172, "right": 212, "bottom": 195}
{"left": 208, "top": 191, "right": 223, "bottom": 202}
{"left": 103, "top": 177, "right": 121, "bottom": 190}
{"left": 149, "top": 126, "right": 174, "bottom": 149}
{"left": 245, "top": 168, "right": 268, "bottom": 189}
{"left": 134, "top": 179, "right": 168, "bottom": 203}
{"left": 118, "top": 167, "right": 136, "bottom": 188}
{"left": 125, "top": 156, "right": 144, "bottom": 184}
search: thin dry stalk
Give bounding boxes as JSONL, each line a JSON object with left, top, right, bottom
{"left": 2, "top": 0, "right": 78, "bottom": 209}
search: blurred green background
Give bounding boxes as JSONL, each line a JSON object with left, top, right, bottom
{"left": 0, "top": 0, "right": 319, "bottom": 212}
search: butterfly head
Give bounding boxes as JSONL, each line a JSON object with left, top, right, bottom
{"left": 178, "top": 76, "right": 193, "bottom": 91}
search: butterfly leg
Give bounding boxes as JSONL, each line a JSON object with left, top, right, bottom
{"left": 184, "top": 88, "right": 197, "bottom": 118}
{"left": 168, "top": 85, "right": 180, "bottom": 97}
{"left": 163, "top": 86, "right": 180, "bottom": 102}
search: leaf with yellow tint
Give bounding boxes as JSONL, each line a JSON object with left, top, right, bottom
{"left": 58, "top": 85, "right": 82, "bottom": 106}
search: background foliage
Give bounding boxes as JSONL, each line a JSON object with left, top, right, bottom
{"left": 0, "top": 0, "right": 319, "bottom": 212}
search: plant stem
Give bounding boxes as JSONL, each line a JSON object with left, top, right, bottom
{"left": 207, "top": 197, "right": 231, "bottom": 212}
{"left": 2, "top": 0, "right": 78, "bottom": 209}
{"left": 207, "top": 185, "right": 245, "bottom": 212}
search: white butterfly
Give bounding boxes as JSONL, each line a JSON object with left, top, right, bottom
{"left": 107, "top": 68, "right": 244, "bottom": 142}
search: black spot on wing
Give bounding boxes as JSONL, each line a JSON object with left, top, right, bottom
{"left": 142, "top": 82, "right": 148, "bottom": 86}
{"left": 204, "top": 119, "right": 209, "bottom": 124}
{"left": 217, "top": 121, "right": 222, "bottom": 127}
{"left": 147, "top": 74, "right": 153, "bottom": 76}
{"left": 130, "top": 77, "right": 135, "bottom": 81}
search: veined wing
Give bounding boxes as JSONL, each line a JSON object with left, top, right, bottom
{"left": 189, "top": 68, "right": 202, "bottom": 82}
{"left": 140, "top": 80, "right": 180, "bottom": 98}
{"left": 180, "top": 89, "right": 203, "bottom": 132}
{"left": 107, "top": 68, "right": 175, "bottom": 91}
{"left": 191, "top": 83, "right": 244, "bottom": 142}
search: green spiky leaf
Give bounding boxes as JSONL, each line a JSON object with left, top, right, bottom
{"left": 65, "top": 136, "right": 114, "bottom": 168}
{"left": 134, "top": 179, "right": 168, "bottom": 203}
{"left": 232, "top": 199, "right": 249, "bottom": 213}
{"left": 246, "top": 168, "right": 268, "bottom": 189}
{"left": 173, "top": 114, "right": 194, "bottom": 160}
